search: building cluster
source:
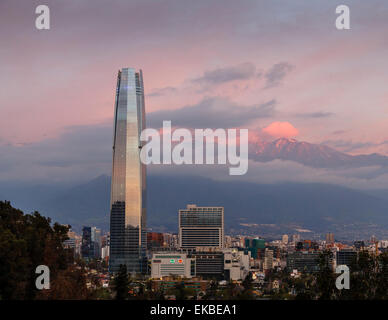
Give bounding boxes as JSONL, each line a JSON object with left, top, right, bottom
{"left": 149, "top": 205, "right": 250, "bottom": 282}
{"left": 64, "top": 227, "right": 110, "bottom": 263}
{"left": 65, "top": 201, "right": 388, "bottom": 298}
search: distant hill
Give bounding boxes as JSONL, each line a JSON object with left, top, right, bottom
{"left": 41, "top": 175, "right": 111, "bottom": 229}
{"left": 2, "top": 174, "right": 388, "bottom": 239}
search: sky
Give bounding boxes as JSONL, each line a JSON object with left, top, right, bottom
{"left": 1, "top": 0, "right": 388, "bottom": 186}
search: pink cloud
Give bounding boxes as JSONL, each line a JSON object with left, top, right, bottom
{"left": 262, "top": 122, "right": 299, "bottom": 138}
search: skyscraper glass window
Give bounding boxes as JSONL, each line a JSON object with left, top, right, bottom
{"left": 109, "top": 68, "right": 146, "bottom": 273}
{"left": 179, "top": 204, "right": 224, "bottom": 249}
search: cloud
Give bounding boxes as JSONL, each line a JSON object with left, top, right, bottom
{"left": 295, "top": 111, "right": 334, "bottom": 118}
{"left": 192, "top": 62, "right": 257, "bottom": 85}
{"left": 322, "top": 139, "right": 388, "bottom": 153}
{"left": 0, "top": 124, "right": 112, "bottom": 183}
{"left": 262, "top": 121, "right": 299, "bottom": 138}
{"left": 1, "top": 121, "right": 388, "bottom": 190}
{"left": 264, "top": 62, "right": 294, "bottom": 88}
{"left": 147, "top": 97, "right": 276, "bottom": 128}
{"left": 148, "top": 159, "right": 388, "bottom": 190}
{"left": 147, "top": 86, "right": 178, "bottom": 97}
{"left": 332, "top": 130, "right": 346, "bottom": 135}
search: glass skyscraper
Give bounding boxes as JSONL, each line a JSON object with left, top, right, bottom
{"left": 109, "top": 68, "right": 147, "bottom": 273}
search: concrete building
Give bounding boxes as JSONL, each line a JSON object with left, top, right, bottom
{"left": 287, "top": 251, "right": 321, "bottom": 273}
{"left": 263, "top": 249, "right": 274, "bottom": 271}
{"left": 326, "top": 233, "right": 335, "bottom": 244}
{"left": 151, "top": 252, "right": 195, "bottom": 279}
{"left": 336, "top": 249, "right": 357, "bottom": 268}
{"left": 147, "top": 232, "right": 164, "bottom": 251}
{"left": 223, "top": 248, "right": 251, "bottom": 281}
{"left": 191, "top": 247, "right": 225, "bottom": 280}
{"left": 292, "top": 234, "right": 301, "bottom": 243}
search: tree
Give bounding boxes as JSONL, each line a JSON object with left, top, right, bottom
{"left": 113, "top": 264, "right": 129, "bottom": 300}
{"left": 203, "top": 280, "right": 219, "bottom": 300}
{"left": 337, "top": 250, "right": 387, "bottom": 300}
{"left": 315, "top": 250, "right": 336, "bottom": 300}
{"left": 238, "top": 273, "right": 255, "bottom": 300}
{"left": 0, "top": 201, "right": 88, "bottom": 300}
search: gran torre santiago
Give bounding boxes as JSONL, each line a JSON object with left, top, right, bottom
{"left": 109, "top": 68, "right": 147, "bottom": 273}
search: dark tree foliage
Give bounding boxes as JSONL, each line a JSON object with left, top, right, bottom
{"left": 310, "top": 250, "right": 388, "bottom": 300}
{"left": 316, "top": 250, "right": 337, "bottom": 300}
{"left": 337, "top": 251, "right": 388, "bottom": 300}
{"left": 0, "top": 201, "right": 89, "bottom": 300}
{"left": 239, "top": 272, "right": 255, "bottom": 300}
{"left": 203, "top": 279, "right": 219, "bottom": 300}
{"left": 174, "top": 281, "right": 186, "bottom": 300}
{"left": 113, "top": 264, "right": 129, "bottom": 300}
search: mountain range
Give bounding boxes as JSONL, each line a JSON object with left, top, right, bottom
{"left": 2, "top": 174, "right": 388, "bottom": 240}
{"left": 250, "top": 138, "right": 388, "bottom": 168}
{"left": 1, "top": 138, "right": 388, "bottom": 240}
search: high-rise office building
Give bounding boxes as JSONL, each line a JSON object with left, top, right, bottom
{"left": 326, "top": 233, "right": 334, "bottom": 244}
{"left": 109, "top": 68, "right": 147, "bottom": 273}
{"left": 292, "top": 234, "right": 301, "bottom": 243}
{"left": 179, "top": 204, "right": 224, "bottom": 249}
{"left": 91, "top": 227, "right": 102, "bottom": 259}
{"left": 147, "top": 232, "right": 164, "bottom": 250}
{"left": 263, "top": 249, "right": 274, "bottom": 271}
{"left": 81, "top": 226, "right": 92, "bottom": 259}
{"left": 245, "top": 238, "right": 265, "bottom": 259}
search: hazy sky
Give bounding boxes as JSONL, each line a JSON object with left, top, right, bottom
{"left": 1, "top": 0, "right": 388, "bottom": 184}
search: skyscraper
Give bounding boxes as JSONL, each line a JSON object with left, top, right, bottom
{"left": 326, "top": 233, "right": 334, "bottom": 244}
{"left": 178, "top": 204, "right": 224, "bottom": 249}
{"left": 109, "top": 68, "right": 146, "bottom": 273}
{"left": 81, "top": 226, "right": 92, "bottom": 260}
{"left": 91, "top": 227, "right": 102, "bottom": 259}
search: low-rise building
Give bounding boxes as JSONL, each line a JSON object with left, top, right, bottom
{"left": 286, "top": 251, "right": 321, "bottom": 273}
{"left": 191, "top": 247, "right": 224, "bottom": 280}
{"left": 151, "top": 252, "right": 195, "bottom": 278}
{"left": 223, "top": 248, "right": 250, "bottom": 281}
{"left": 336, "top": 249, "right": 357, "bottom": 268}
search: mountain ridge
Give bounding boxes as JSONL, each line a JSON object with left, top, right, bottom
{"left": 2, "top": 174, "right": 388, "bottom": 239}
{"left": 250, "top": 137, "right": 388, "bottom": 168}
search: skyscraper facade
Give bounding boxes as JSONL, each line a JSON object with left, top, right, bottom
{"left": 326, "top": 233, "right": 334, "bottom": 244}
{"left": 179, "top": 204, "right": 224, "bottom": 249}
{"left": 81, "top": 226, "right": 92, "bottom": 260}
{"left": 109, "top": 68, "right": 147, "bottom": 273}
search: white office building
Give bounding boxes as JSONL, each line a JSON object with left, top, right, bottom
{"left": 223, "top": 248, "right": 251, "bottom": 281}
{"left": 151, "top": 252, "right": 195, "bottom": 279}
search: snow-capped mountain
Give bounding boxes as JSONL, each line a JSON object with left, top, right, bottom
{"left": 249, "top": 138, "right": 388, "bottom": 168}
